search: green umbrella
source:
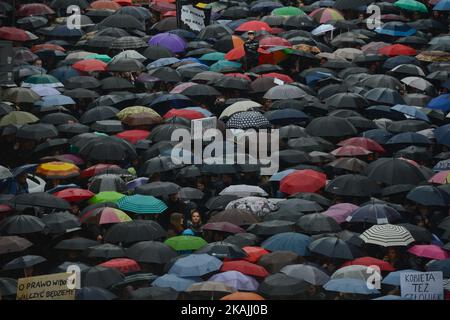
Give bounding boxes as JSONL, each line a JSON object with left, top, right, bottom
{"left": 272, "top": 6, "right": 305, "bottom": 16}
{"left": 394, "top": 0, "right": 428, "bottom": 12}
{"left": 164, "top": 236, "right": 208, "bottom": 251}
{"left": 199, "top": 52, "right": 226, "bottom": 62}
{"left": 22, "top": 74, "right": 63, "bottom": 87}
{"left": 117, "top": 195, "right": 168, "bottom": 214}
{"left": 89, "top": 191, "right": 126, "bottom": 204}
{"left": 209, "top": 60, "right": 242, "bottom": 73}
{"left": 0, "top": 111, "right": 39, "bottom": 126}
{"left": 86, "top": 54, "right": 112, "bottom": 63}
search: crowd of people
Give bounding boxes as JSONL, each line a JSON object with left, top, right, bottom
{"left": 0, "top": 0, "right": 449, "bottom": 300}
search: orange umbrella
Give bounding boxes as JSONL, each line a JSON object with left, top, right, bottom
{"left": 90, "top": 0, "right": 121, "bottom": 10}
{"left": 36, "top": 162, "right": 80, "bottom": 179}
{"left": 225, "top": 47, "right": 267, "bottom": 61}
{"left": 31, "top": 44, "right": 66, "bottom": 53}
{"left": 72, "top": 59, "right": 107, "bottom": 72}
{"left": 221, "top": 292, "right": 265, "bottom": 300}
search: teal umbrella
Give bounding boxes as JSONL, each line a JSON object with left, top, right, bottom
{"left": 209, "top": 60, "right": 242, "bottom": 73}
{"left": 394, "top": 0, "right": 428, "bottom": 12}
{"left": 117, "top": 195, "right": 168, "bottom": 214}
{"left": 22, "top": 74, "right": 63, "bottom": 87}
{"left": 199, "top": 52, "right": 226, "bottom": 62}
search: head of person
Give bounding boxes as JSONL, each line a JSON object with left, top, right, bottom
{"left": 17, "top": 172, "right": 27, "bottom": 185}
{"left": 196, "top": 179, "right": 205, "bottom": 192}
{"left": 248, "top": 31, "right": 255, "bottom": 40}
{"left": 33, "top": 59, "right": 43, "bottom": 67}
{"left": 191, "top": 210, "right": 202, "bottom": 225}
{"left": 170, "top": 212, "right": 184, "bottom": 229}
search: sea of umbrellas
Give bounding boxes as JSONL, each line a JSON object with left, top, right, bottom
{"left": 0, "top": 0, "right": 449, "bottom": 301}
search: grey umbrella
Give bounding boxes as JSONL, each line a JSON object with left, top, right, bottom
{"left": 41, "top": 211, "right": 81, "bottom": 234}
{"left": 88, "top": 174, "right": 127, "bottom": 193}
{"left": 280, "top": 264, "right": 330, "bottom": 286}
{"left": 308, "top": 237, "right": 358, "bottom": 260}
{"left": 82, "top": 266, "right": 125, "bottom": 289}
{"left": 297, "top": 213, "right": 342, "bottom": 235}
{"left": 135, "top": 181, "right": 181, "bottom": 197}
{"left": 263, "top": 85, "right": 307, "bottom": 100}
{"left": 3, "top": 255, "right": 47, "bottom": 270}
{"left": 87, "top": 244, "right": 126, "bottom": 259}
{"left": 258, "top": 273, "right": 309, "bottom": 299}
{"left": 126, "top": 241, "right": 177, "bottom": 264}
{"left": 0, "top": 215, "right": 46, "bottom": 235}
{"left": 306, "top": 116, "right": 357, "bottom": 138}
{"left": 178, "top": 187, "right": 204, "bottom": 200}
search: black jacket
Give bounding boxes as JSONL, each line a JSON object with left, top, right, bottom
{"left": 244, "top": 39, "right": 259, "bottom": 58}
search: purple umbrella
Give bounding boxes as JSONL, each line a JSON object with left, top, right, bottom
{"left": 148, "top": 33, "right": 187, "bottom": 54}
{"left": 202, "top": 222, "right": 246, "bottom": 234}
{"left": 322, "top": 203, "right": 359, "bottom": 224}
{"left": 55, "top": 154, "right": 85, "bottom": 166}
{"left": 209, "top": 271, "right": 259, "bottom": 291}
{"left": 126, "top": 177, "right": 149, "bottom": 191}
{"left": 30, "top": 85, "right": 61, "bottom": 97}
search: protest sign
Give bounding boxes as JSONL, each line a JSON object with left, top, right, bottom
{"left": 400, "top": 271, "right": 444, "bottom": 300}
{"left": 176, "top": 1, "right": 211, "bottom": 33}
{"left": 16, "top": 273, "right": 76, "bottom": 300}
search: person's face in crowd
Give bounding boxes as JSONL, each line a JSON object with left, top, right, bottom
{"left": 387, "top": 248, "right": 397, "bottom": 260}
{"left": 197, "top": 181, "right": 205, "bottom": 192}
{"left": 248, "top": 32, "right": 255, "bottom": 41}
{"left": 191, "top": 211, "right": 201, "bottom": 224}
{"left": 71, "top": 204, "right": 80, "bottom": 215}
{"left": 18, "top": 173, "right": 27, "bottom": 184}
{"left": 34, "top": 59, "right": 43, "bottom": 67}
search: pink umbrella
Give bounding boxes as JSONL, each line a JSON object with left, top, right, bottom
{"left": 322, "top": 203, "right": 359, "bottom": 224}
{"left": 429, "top": 171, "right": 450, "bottom": 184}
{"left": 55, "top": 154, "right": 85, "bottom": 166}
{"left": 408, "top": 245, "right": 450, "bottom": 260}
{"left": 170, "top": 82, "right": 197, "bottom": 94}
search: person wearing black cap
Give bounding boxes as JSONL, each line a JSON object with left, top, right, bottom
{"left": 244, "top": 30, "right": 260, "bottom": 71}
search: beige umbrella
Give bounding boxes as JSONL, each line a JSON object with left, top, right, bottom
{"left": 333, "top": 48, "right": 364, "bottom": 61}
{"left": 219, "top": 101, "right": 261, "bottom": 119}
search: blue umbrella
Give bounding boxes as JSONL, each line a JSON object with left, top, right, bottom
{"left": 209, "top": 61, "right": 242, "bottom": 73}
{"left": 427, "top": 94, "right": 450, "bottom": 112}
{"left": 391, "top": 105, "right": 430, "bottom": 122}
{"left": 269, "top": 169, "right": 296, "bottom": 182}
{"left": 226, "top": 19, "right": 248, "bottom": 31}
{"left": 266, "top": 109, "right": 309, "bottom": 125}
{"left": 35, "top": 95, "right": 76, "bottom": 107}
{"left": 431, "top": 234, "right": 444, "bottom": 246}
{"left": 406, "top": 185, "right": 450, "bottom": 206}
{"left": 146, "top": 57, "right": 180, "bottom": 70}
{"left": 209, "top": 271, "right": 259, "bottom": 291}
{"left": 305, "top": 71, "right": 334, "bottom": 86}
{"left": 375, "top": 22, "right": 416, "bottom": 37}
{"left": 385, "top": 132, "right": 431, "bottom": 145}
{"left": 361, "top": 129, "right": 394, "bottom": 144}
{"left": 43, "top": 25, "right": 84, "bottom": 38}
{"left": 49, "top": 66, "right": 80, "bottom": 82}
{"left": 152, "top": 274, "right": 201, "bottom": 292}
{"left": 434, "top": 124, "right": 450, "bottom": 147}
{"left": 382, "top": 269, "right": 419, "bottom": 286}
{"left": 149, "top": 93, "right": 192, "bottom": 109}
{"left": 126, "top": 177, "right": 149, "bottom": 191}
{"left": 434, "top": 0, "right": 450, "bottom": 11}
{"left": 251, "top": 1, "right": 283, "bottom": 13}
{"left": 324, "top": 278, "right": 380, "bottom": 295}
{"left": 346, "top": 203, "right": 402, "bottom": 224}
{"left": 168, "top": 254, "right": 223, "bottom": 277}
{"left": 12, "top": 164, "right": 38, "bottom": 177}
{"left": 262, "top": 232, "right": 311, "bottom": 256}
{"left": 383, "top": 56, "right": 420, "bottom": 70}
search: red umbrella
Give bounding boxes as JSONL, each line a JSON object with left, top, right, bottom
{"left": 150, "top": 1, "right": 176, "bottom": 12}
{"left": 72, "top": 59, "right": 108, "bottom": 72}
{"left": 163, "top": 108, "right": 205, "bottom": 120}
{"left": 408, "top": 245, "right": 450, "bottom": 260}
{"left": 242, "top": 246, "right": 270, "bottom": 263}
{"left": 32, "top": 44, "right": 66, "bottom": 53}
{"left": 114, "top": 0, "right": 132, "bottom": 6}
{"left": 54, "top": 188, "right": 95, "bottom": 203}
{"left": 99, "top": 258, "right": 141, "bottom": 274}
{"left": 342, "top": 257, "right": 395, "bottom": 271}
{"left": 202, "top": 222, "right": 246, "bottom": 234}
{"left": 81, "top": 164, "right": 121, "bottom": 178}
{"left": 17, "top": 3, "right": 55, "bottom": 16}
{"left": 225, "top": 46, "right": 267, "bottom": 61}
{"left": 90, "top": 0, "right": 121, "bottom": 10}
{"left": 0, "top": 27, "right": 35, "bottom": 42}
{"left": 331, "top": 146, "right": 372, "bottom": 157}
{"left": 163, "top": 10, "right": 177, "bottom": 17}
{"left": 378, "top": 44, "right": 417, "bottom": 57}
{"left": 115, "top": 130, "right": 150, "bottom": 144}
{"left": 261, "top": 73, "right": 294, "bottom": 83}
{"left": 235, "top": 21, "right": 273, "bottom": 33}
{"left": 221, "top": 260, "right": 269, "bottom": 278}
{"left": 259, "top": 36, "right": 291, "bottom": 48}
{"left": 280, "top": 169, "right": 327, "bottom": 195}
{"left": 0, "top": 204, "right": 13, "bottom": 213}
{"left": 224, "top": 73, "right": 252, "bottom": 81}
{"left": 338, "top": 137, "right": 385, "bottom": 153}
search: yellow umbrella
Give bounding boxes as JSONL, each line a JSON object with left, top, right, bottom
{"left": 116, "top": 106, "right": 161, "bottom": 121}
{"left": 36, "top": 162, "right": 80, "bottom": 179}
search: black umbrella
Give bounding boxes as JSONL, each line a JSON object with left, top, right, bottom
{"left": 278, "top": 198, "right": 322, "bottom": 213}
{"left": 135, "top": 181, "right": 181, "bottom": 197}
{"left": 197, "top": 24, "right": 232, "bottom": 40}
{"left": 196, "top": 241, "right": 248, "bottom": 259}
{"left": 34, "top": 138, "right": 69, "bottom": 154}
{"left": 325, "top": 174, "right": 381, "bottom": 197}
{"left": 387, "top": 120, "right": 430, "bottom": 134}
{"left": 3, "top": 255, "right": 47, "bottom": 270}
{"left": 98, "top": 14, "right": 145, "bottom": 31}
{"left": 406, "top": 185, "right": 450, "bottom": 207}
{"left": 308, "top": 237, "right": 358, "bottom": 260}
{"left": 64, "top": 88, "right": 99, "bottom": 99}
{"left": 104, "top": 220, "right": 167, "bottom": 244}
{"left": 211, "top": 77, "right": 250, "bottom": 91}
{"left": 297, "top": 213, "right": 342, "bottom": 235}
{"left": 0, "top": 215, "right": 45, "bottom": 235}
{"left": 205, "top": 195, "right": 239, "bottom": 211}
{"left": 143, "top": 45, "right": 173, "bottom": 61}
{"left": 0, "top": 278, "right": 17, "bottom": 297}
{"left": 258, "top": 273, "right": 308, "bottom": 299}
{"left": 364, "top": 88, "right": 405, "bottom": 105}
{"left": 80, "top": 106, "right": 119, "bottom": 125}
{"left": 148, "top": 67, "right": 182, "bottom": 83}
{"left": 79, "top": 136, "right": 137, "bottom": 162}
{"left": 364, "top": 158, "right": 427, "bottom": 185}
{"left": 257, "top": 251, "right": 304, "bottom": 274}
{"left": 325, "top": 93, "right": 369, "bottom": 110}
{"left": 247, "top": 220, "right": 296, "bottom": 237}
{"left": 306, "top": 116, "right": 357, "bottom": 138}
{"left": 40, "top": 113, "right": 78, "bottom": 126}
{"left": 398, "top": 223, "right": 432, "bottom": 243}
{"left": 182, "top": 84, "right": 221, "bottom": 97}
{"left": 140, "top": 156, "right": 181, "bottom": 175}
{"left": 41, "top": 211, "right": 81, "bottom": 234}
{"left": 178, "top": 187, "right": 204, "bottom": 200}
{"left": 64, "top": 76, "right": 101, "bottom": 89}
{"left": 0, "top": 236, "right": 33, "bottom": 255}
{"left": 326, "top": 158, "right": 368, "bottom": 173}
{"left": 16, "top": 123, "right": 58, "bottom": 140}
{"left": 82, "top": 266, "right": 125, "bottom": 289}
{"left": 100, "top": 77, "right": 134, "bottom": 91}
{"left": 223, "top": 233, "right": 260, "bottom": 248}
{"left": 130, "top": 287, "right": 178, "bottom": 300}
{"left": 108, "top": 58, "right": 145, "bottom": 73}
{"left": 208, "top": 209, "right": 259, "bottom": 227}
{"left": 55, "top": 237, "right": 99, "bottom": 251}
{"left": 10, "top": 193, "right": 70, "bottom": 210}
{"left": 126, "top": 241, "right": 176, "bottom": 264}
{"left": 86, "top": 244, "right": 126, "bottom": 259}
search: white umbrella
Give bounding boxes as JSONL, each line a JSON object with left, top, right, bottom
{"left": 220, "top": 185, "right": 268, "bottom": 197}
{"left": 113, "top": 50, "right": 147, "bottom": 62}
{"left": 331, "top": 265, "right": 380, "bottom": 282}
{"left": 219, "top": 101, "right": 262, "bottom": 119}
{"left": 311, "top": 24, "right": 335, "bottom": 36}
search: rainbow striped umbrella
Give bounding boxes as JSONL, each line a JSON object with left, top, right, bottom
{"left": 309, "top": 8, "right": 344, "bottom": 23}
{"left": 117, "top": 194, "right": 168, "bottom": 214}
{"left": 81, "top": 207, "right": 132, "bottom": 225}
{"left": 36, "top": 161, "right": 80, "bottom": 179}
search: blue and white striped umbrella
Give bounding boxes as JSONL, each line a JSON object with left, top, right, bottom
{"left": 117, "top": 194, "right": 168, "bottom": 214}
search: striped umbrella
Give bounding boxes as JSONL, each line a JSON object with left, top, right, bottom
{"left": 359, "top": 224, "right": 415, "bottom": 247}
{"left": 117, "top": 195, "right": 168, "bottom": 214}
{"left": 81, "top": 207, "right": 132, "bottom": 225}
{"left": 36, "top": 161, "right": 80, "bottom": 179}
